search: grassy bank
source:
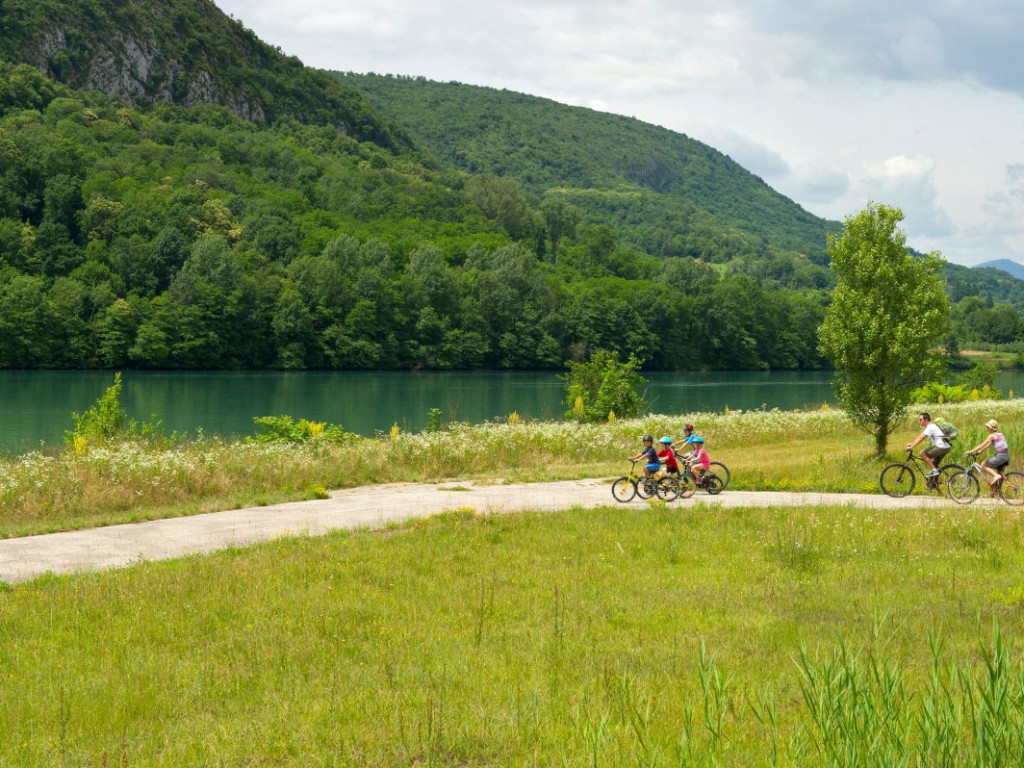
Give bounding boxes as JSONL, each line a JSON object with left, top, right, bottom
{"left": 3, "top": 400, "right": 1024, "bottom": 538}
{"left": 3, "top": 503, "right": 1024, "bottom": 765}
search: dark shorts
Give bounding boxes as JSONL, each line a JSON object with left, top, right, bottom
{"left": 986, "top": 453, "right": 1010, "bottom": 470}
{"left": 923, "top": 445, "right": 951, "bottom": 462}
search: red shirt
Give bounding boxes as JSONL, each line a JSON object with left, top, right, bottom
{"left": 658, "top": 447, "right": 679, "bottom": 471}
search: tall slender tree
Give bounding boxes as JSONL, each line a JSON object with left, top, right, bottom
{"left": 819, "top": 202, "right": 948, "bottom": 456}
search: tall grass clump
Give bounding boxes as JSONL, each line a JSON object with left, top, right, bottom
{"left": 792, "top": 624, "right": 1024, "bottom": 766}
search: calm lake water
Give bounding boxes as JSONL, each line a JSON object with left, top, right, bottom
{"left": 2, "top": 369, "right": 1020, "bottom": 455}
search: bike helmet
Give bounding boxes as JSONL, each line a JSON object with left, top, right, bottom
{"left": 692, "top": 436, "right": 704, "bottom": 444}
{"left": 642, "top": 434, "right": 653, "bottom": 442}
{"left": 684, "top": 424, "right": 694, "bottom": 432}
{"left": 659, "top": 436, "right": 672, "bottom": 444}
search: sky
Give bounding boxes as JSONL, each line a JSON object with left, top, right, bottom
{"left": 214, "top": 0, "right": 1024, "bottom": 267}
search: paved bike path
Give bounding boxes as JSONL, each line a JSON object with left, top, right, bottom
{"left": 0, "top": 480, "right": 968, "bottom": 583}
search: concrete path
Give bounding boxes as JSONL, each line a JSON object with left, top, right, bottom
{"left": 0, "top": 479, "right": 970, "bottom": 583}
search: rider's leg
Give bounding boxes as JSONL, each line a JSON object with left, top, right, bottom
{"left": 919, "top": 448, "right": 937, "bottom": 473}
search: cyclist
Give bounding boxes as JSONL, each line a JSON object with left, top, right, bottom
{"left": 906, "top": 412, "right": 950, "bottom": 479}
{"left": 656, "top": 436, "right": 680, "bottom": 479}
{"left": 630, "top": 434, "right": 661, "bottom": 480}
{"left": 688, "top": 436, "right": 711, "bottom": 485}
{"left": 966, "top": 418, "right": 1011, "bottom": 487}
{"left": 673, "top": 423, "right": 699, "bottom": 460}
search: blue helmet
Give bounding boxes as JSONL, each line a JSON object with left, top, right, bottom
{"left": 659, "top": 436, "right": 672, "bottom": 444}
{"left": 692, "top": 437, "right": 705, "bottom": 444}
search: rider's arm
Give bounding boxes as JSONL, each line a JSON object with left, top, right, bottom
{"left": 907, "top": 432, "right": 926, "bottom": 449}
{"left": 969, "top": 435, "right": 994, "bottom": 456}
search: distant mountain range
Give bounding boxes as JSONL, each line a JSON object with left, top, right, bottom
{"left": 975, "top": 259, "right": 1024, "bottom": 281}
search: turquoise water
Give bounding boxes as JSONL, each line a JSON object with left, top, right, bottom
{"left": 1, "top": 369, "right": 840, "bottom": 454}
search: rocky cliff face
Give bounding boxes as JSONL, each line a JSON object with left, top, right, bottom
{"left": 0, "top": 0, "right": 414, "bottom": 148}
{"left": 20, "top": 20, "right": 269, "bottom": 123}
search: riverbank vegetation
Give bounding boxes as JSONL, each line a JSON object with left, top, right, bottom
{"left": 3, "top": 399, "right": 1024, "bottom": 539}
{"left": 4, "top": 498, "right": 1024, "bottom": 764}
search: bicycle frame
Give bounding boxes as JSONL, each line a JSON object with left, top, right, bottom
{"left": 962, "top": 458, "right": 1005, "bottom": 491}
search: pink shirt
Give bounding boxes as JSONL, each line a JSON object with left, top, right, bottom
{"left": 691, "top": 447, "right": 710, "bottom": 470}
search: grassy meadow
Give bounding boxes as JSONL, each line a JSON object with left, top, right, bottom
{"left": 3, "top": 399, "right": 1024, "bottom": 538}
{"left": 4, "top": 501, "right": 1024, "bottom": 765}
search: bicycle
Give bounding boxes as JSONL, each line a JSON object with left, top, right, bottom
{"left": 611, "top": 461, "right": 680, "bottom": 502}
{"left": 947, "top": 455, "right": 1024, "bottom": 505}
{"left": 676, "top": 447, "right": 730, "bottom": 489}
{"left": 670, "top": 463, "right": 724, "bottom": 498}
{"left": 709, "top": 461, "right": 730, "bottom": 489}
{"left": 879, "top": 449, "right": 963, "bottom": 498}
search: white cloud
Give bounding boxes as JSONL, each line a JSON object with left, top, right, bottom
{"left": 787, "top": 164, "right": 850, "bottom": 205}
{"left": 862, "top": 155, "right": 954, "bottom": 238}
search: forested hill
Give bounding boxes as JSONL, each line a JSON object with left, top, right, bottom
{"left": 0, "top": 0, "right": 413, "bottom": 151}
{"left": 337, "top": 73, "right": 841, "bottom": 268}
{"left": 1, "top": 2, "right": 1021, "bottom": 373}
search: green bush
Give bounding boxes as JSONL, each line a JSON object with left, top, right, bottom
{"left": 65, "top": 373, "right": 162, "bottom": 448}
{"left": 910, "top": 382, "right": 971, "bottom": 404}
{"left": 561, "top": 350, "right": 647, "bottom": 423}
{"left": 957, "top": 362, "right": 1003, "bottom": 398}
{"left": 248, "top": 415, "right": 358, "bottom": 445}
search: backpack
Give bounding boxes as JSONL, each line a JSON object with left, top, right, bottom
{"left": 934, "top": 417, "right": 959, "bottom": 442}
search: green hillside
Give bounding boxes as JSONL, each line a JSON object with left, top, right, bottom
{"left": 339, "top": 73, "right": 1024, "bottom": 352}
{"left": 2, "top": 1, "right": 1021, "bottom": 372}
{"left": 0, "top": 60, "right": 826, "bottom": 371}
{"left": 337, "top": 73, "right": 839, "bottom": 271}
{"left": 0, "top": 0, "right": 413, "bottom": 151}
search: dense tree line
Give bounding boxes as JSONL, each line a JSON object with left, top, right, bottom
{"left": 0, "top": 62, "right": 829, "bottom": 371}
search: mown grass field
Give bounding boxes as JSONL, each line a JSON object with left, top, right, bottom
{"left": 2, "top": 399, "right": 1024, "bottom": 538}
{"left": 3, "top": 501, "right": 1024, "bottom": 765}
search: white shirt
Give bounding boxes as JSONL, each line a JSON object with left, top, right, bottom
{"left": 923, "top": 422, "right": 949, "bottom": 449}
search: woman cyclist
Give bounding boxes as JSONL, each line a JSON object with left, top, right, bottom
{"left": 966, "top": 419, "right": 1011, "bottom": 487}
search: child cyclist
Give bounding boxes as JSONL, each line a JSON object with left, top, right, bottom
{"left": 656, "top": 436, "right": 680, "bottom": 479}
{"left": 630, "top": 434, "right": 661, "bottom": 479}
{"left": 688, "top": 436, "right": 711, "bottom": 485}
{"left": 673, "top": 424, "right": 698, "bottom": 459}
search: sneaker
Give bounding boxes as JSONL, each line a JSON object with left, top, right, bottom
{"left": 925, "top": 469, "right": 939, "bottom": 477}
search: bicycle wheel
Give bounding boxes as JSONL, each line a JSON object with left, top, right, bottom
{"left": 879, "top": 462, "right": 915, "bottom": 497}
{"left": 635, "top": 476, "right": 655, "bottom": 499}
{"left": 931, "top": 464, "right": 964, "bottom": 494}
{"left": 709, "top": 461, "right": 730, "bottom": 489}
{"left": 704, "top": 474, "right": 723, "bottom": 495}
{"left": 611, "top": 477, "right": 637, "bottom": 503}
{"left": 656, "top": 476, "right": 680, "bottom": 501}
{"left": 674, "top": 474, "right": 695, "bottom": 499}
{"left": 999, "top": 472, "right": 1024, "bottom": 506}
{"left": 947, "top": 471, "right": 979, "bottom": 504}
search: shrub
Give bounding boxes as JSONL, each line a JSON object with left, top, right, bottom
{"left": 66, "top": 373, "right": 162, "bottom": 448}
{"left": 910, "top": 382, "right": 971, "bottom": 404}
{"left": 561, "top": 351, "right": 647, "bottom": 423}
{"left": 957, "top": 362, "right": 1003, "bottom": 399}
{"left": 248, "top": 415, "right": 358, "bottom": 445}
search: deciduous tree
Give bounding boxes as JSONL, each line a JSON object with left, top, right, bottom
{"left": 818, "top": 203, "right": 948, "bottom": 456}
